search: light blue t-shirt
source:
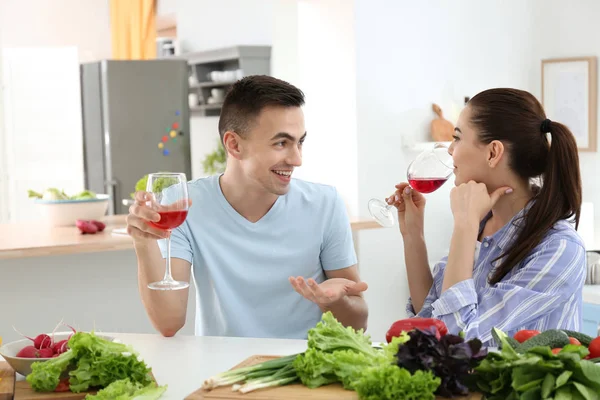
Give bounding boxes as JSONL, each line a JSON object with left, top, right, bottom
{"left": 157, "top": 174, "right": 357, "bottom": 339}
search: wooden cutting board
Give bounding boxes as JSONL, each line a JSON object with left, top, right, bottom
{"left": 0, "top": 362, "right": 15, "bottom": 400}
{"left": 186, "top": 355, "right": 483, "bottom": 400}
{"left": 13, "top": 381, "right": 99, "bottom": 400}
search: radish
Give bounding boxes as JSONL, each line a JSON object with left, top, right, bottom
{"left": 90, "top": 220, "right": 106, "bottom": 232}
{"left": 16, "top": 345, "right": 40, "bottom": 358}
{"left": 16, "top": 345, "right": 52, "bottom": 358}
{"left": 52, "top": 339, "right": 69, "bottom": 355}
{"left": 39, "top": 347, "right": 54, "bottom": 358}
{"left": 51, "top": 322, "right": 77, "bottom": 354}
{"left": 12, "top": 326, "right": 53, "bottom": 350}
{"left": 76, "top": 219, "right": 98, "bottom": 234}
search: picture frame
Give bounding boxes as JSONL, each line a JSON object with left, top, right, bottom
{"left": 541, "top": 56, "right": 597, "bottom": 152}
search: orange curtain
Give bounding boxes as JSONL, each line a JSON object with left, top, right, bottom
{"left": 110, "top": 0, "right": 157, "bottom": 59}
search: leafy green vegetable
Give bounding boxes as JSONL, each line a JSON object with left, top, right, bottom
{"left": 204, "top": 312, "right": 430, "bottom": 398}
{"left": 293, "top": 312, "right": 410, "bottom": 390}
{"left": 25, "top": 349, "right": 77, "bottom": 391}
{"left": 354, "top": 364, "right": 440, "bottom": 400}
{"left": 42, "top": 188, "right": 69, "bottom": 201}
{"left": 27, "top": 188, "right": 97, "bottom": 200}
{"left": 27, "top": 332, "right": 154, "bottom": 393}
{"left": 471, "top": 328, "right": 600, "bottom": 400}
{"left": 202, "top": 139, "right": 226, "bottom": 175}
{"left": 71, "top": 190, "right": 96, "bottom": 200}
{"left": 306, "top": 311, "right": 381, "bottom": 357}
{"left": 202, "top": 354, "right": 300, "bottom": 393}
{"left": 27, "top": 190, "right": 43, "bottom": 199}
{"left": 84, "top": 378, "right": 167, "bottom": 399}
{"left": 131, "top": 174, "right": 179, "bottom": 199}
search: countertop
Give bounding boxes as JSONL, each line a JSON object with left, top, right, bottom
{"left": 3, "top": 332, "right": 309, "bottom": 400}
{"left": 0, "top": 215, "right": 382, "bottom": 260}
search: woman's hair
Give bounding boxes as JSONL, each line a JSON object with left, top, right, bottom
{"left": 468, "top": 88, "right": 582, "bottom": 284}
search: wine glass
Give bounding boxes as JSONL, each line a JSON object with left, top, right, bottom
{"left": 146, "top": 172, "right": 190, "bottom": 290}
{"left": 368, "top": 143, "right": 454, "bottom": 227}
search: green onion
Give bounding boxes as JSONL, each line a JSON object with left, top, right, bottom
{"left": 201, "top": 354, "right": 300, "bottom": 390}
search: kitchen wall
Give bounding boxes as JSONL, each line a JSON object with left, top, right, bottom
{"left": 291, "top": 0, "right": 359, "bottom": 216}
{"left": 176, "top": 0, "right": 273, "bottom": 54}
{"left": 0, "top": 0, "right": 111, "bottom": 62}
{"left": 530, "top": 0, "right": 600, "bottom": 235}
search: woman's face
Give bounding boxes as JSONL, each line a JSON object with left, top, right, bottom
{"left": 448, "top": 106, "right": 495, "bottom": 187}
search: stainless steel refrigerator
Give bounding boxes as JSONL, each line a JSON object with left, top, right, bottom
{"left": 80, "top": 59, "right": 191, "bottom": 215}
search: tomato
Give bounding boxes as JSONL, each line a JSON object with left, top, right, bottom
{"left": 54, "top": 378, "right": 70, "bottom": 392}
{"left": 589, "top": 337, "right": 600, "bottom": 359}
{"left": 551, "top": 348, "right": 562, "bottom": 355}
{"left": 514, "top": 330, "right": 541, "bottom": 343}
{"left": 568, "top": 337, "right": 582, "bottom": 346}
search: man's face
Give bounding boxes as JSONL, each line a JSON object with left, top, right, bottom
{"left": 237, "top": 105, "right": 306, "bottom": 196}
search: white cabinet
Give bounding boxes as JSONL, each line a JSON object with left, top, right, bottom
{"left": 0, "top": 47, "right": 85, "bottom": 223}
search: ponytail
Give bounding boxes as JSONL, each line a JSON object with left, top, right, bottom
{"left": 489, "top": 120, "right": 582, "bottom": 284}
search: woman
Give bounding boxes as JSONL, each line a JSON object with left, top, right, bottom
{"left": 388, "top": 88, "right": 586, "bottom": 346}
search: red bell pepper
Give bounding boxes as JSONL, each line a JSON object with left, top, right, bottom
{"left": 385, "top": 317, "right": 448, "bottom": 343}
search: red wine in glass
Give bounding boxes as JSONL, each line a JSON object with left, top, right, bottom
{"left": 368, "top": 143, "right": 454, "bottom": 227}
{"left": 146, "top": 172, "right": 190, "bottom": 290}
{"left": 407, "top": 178, "right": 448, "bottom": 194}
{"left": 148, "top": 210, "right": 189, "bottom": 230}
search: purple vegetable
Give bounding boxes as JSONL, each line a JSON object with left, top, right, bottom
{"left": 395, "top": 328, "right": 488, "bottom": 397}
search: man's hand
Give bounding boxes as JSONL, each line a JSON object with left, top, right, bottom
{"left": 288, "top": 276, "right": 368, "bottom": 308}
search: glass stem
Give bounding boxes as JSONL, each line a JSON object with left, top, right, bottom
{"left": 163, "top": 232, "right": 173, "bottom": 282}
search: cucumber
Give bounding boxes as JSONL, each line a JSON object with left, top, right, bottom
{"left": 589, "top": 357, "right": 600, "bottom": 363}
{"left": 561, "top": 330, "right": 594, "bottom": 347}
{"left": 516, "top": 329, "right": 570, "bottom": 353}
{"left": 491, "top": 328, "right": 520, "bottom": 349}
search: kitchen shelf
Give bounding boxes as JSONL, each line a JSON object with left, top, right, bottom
{"left": 190, "top": 103, "right": 223, "bottom": 112}
{"left": 182, "top": 45, "right": 271, "bottom": 116}
{"left": 189, "top": 80, "right": 237, "bottom": 90}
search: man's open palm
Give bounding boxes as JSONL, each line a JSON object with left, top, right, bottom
{"left": 289, "top": 276, "right": 368, "bottom": 307}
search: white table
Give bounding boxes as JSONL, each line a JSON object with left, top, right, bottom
{"left": 7, "top": 333, "right": 308, "bottom": 400}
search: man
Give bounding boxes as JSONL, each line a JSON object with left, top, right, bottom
{"left": 126, "top": 75, "right": 368, "bottom": 339}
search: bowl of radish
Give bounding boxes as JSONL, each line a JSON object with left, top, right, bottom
{"left": 0, "top": 326, "right": 114, "bottom": 376}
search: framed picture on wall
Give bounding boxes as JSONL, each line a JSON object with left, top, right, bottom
{"left": 542, "top": 56, "right": 597, "bottom": 152}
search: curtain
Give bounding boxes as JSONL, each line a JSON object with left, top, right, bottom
{"left": 110, "top": 0, "right": 157, "bottom": 59}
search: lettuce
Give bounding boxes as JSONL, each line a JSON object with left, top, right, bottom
{"left": 293, "top": 312, "right": 414, "bottom": 392}
{"left": 70, "top": 190, "right": 96, "bottom": 200}
{"left": 85, "top": 378, "right": 167, "bottom": 399}
{"left": 27, "top": 332, "right": 154, "bottom": 393}
{"left": 354, "top": 365, "right": 440, "bottom": 400}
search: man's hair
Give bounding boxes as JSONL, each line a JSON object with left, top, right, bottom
{"left": 218, "top": 75, "right": 305, "bottom": 143}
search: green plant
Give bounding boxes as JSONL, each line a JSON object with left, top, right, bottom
{"left": 202, "top": 139, "right": 227, "bottom": 175}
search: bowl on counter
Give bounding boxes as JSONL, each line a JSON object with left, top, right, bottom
{"left": 33, "top": 194, "right": 110, "bottom": 227}
{"left": 0, "top": 332, "right": 115, "bottom": 376}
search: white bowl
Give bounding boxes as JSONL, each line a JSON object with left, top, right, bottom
{"left": 34, "top": 194, "right": 110, "bottom": 227}
{"left": 0, "top": 332, "right": 114, "bottom": 376}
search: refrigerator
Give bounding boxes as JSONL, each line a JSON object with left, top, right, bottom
{"left": 80, "top": 60, "right": 191, "bottom": 215}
